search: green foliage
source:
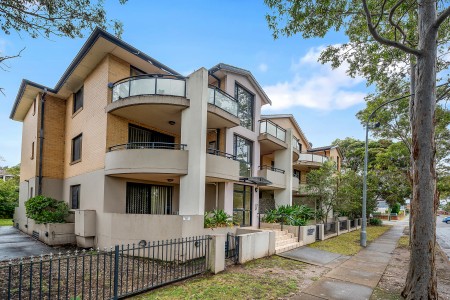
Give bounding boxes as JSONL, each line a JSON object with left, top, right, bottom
{"left": 390, "top": 203, "right": 401, "bottom": 215}
{"left": 0, "top": 165, "right": 19, "bottom": 218}
{"left": 369, "top": 218, "right": 383, "bottom": 226}
{"left": 442, "top": 203, "right": 450, "bottom": 213}
{"left": 25, "top": 196, "right": 69, "bottom": 224}
{"left": 204, "top": 210, "right": 234, "bottom": 228}
{"left": 262, "top": 204, "right": 314, "bottom": 226}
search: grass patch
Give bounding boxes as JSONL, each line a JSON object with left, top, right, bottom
{"left": 308, "top": 225, "right": 391, "bottom": 256}
{"left": 0, "top": 219, "right": 13, "bottom": 226}
{"left": 244, "top": 255, "right": 305, "bottom": 270}
{"left": 137, "top": 272, "right": 297, "bottom": 300}
{"left": 397, "top": 236, "right": 410, "bottom": 249}
{"left": 370, "top": 287, "right": 403, "bottom": 300}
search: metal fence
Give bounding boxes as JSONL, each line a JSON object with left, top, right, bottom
{"left": 0, "top": 236, "right": 210, "bottom": 300}
{"left": 225, "top": 233, "right": 239, "bottom": 264}
{"left": 350, "top": 219, "right": 356, "bottom": 228}
{"left": 324, "top": 222, "right": 336, "bottom": 235}
{"left": 339, "top": 220, "right": 348, "bottom": 231}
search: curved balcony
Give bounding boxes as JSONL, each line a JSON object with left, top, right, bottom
{"left": 258, "top": 120, "right": 288, "bottom": 155}
{"left": 207, "top": 86, "right": 240, "bottom": 128}
{"left": 257, "top": 166, "right": 286, "bottom": 190}
{"left": 292, "top": 137, "right": 301, "bottom": 161}
{"left": 106, "top": 75, "right": 189, "bottom": 131}
{"left": 296, "top": 153, "right": 329, "bottom": 168}
{"left": 105, "top": 142, "right": 188, "bottom": 180}
{"left": 206, "top": 149, "right": 240, "bottom": 182}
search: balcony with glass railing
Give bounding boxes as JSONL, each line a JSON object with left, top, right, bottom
{"left": 292, "top": 136, "right": 301, "bottom": 161}
{"left": 258, "top": 120, "right": 288, "bottom": 155}
{"left": 206, "top": 149, "right": 240, "bottom": 181}
{"left": 296, "top": 153, "right": 329, "bottom": 167}
{"left": 207, "top": 86, "right": 240, "bottom": 128}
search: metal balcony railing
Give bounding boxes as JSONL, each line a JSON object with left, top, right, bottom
{"left": 259, "top": 165, "right": 285, "bottom": 174}
{"left": 298, "top": 153, "right": 329, "bottom": 164}
{"left": 110, "top": 74, "right": 186, "bottom": 102}
{"left": 208, "top": 86, "right": 239, "bottom": 117}
{"left": 207, "top": 148, "right": 237, "bottom": 160}
{"left": 259, "top": 119, "right": 286, "bottom": 142}
{"left": 109, "top": 142, "right": 187, "bottom": 151}
{"left": 292, "top": 136, "right": 301, "bottom": 151}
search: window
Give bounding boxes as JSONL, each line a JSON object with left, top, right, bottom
{"left": 293, "top": 169, "right": 301, "bottom": 180}
{"left": 233, "top": 135, "right": 253, "bottom": 177}
{"left": 31, "top": 142, "right": 35, "bottom": 160}
{"left": 126, "top": 182, "right": 172, "bottom": 214}
{"left": 233, "top": 184, "right": 252, "bottom": 226}
{"left": 71, "top": 134, "right": 82, "bottom": 163}
{"left": 73, "top": 86, "right": 83, "bottom": 114}
{"left": 70, "top": 185, "right": 80, "bottom": 209}
{"left": 235, "top": 83, "right": 254, "bottom": 130}
{"left": 33, "top": 98, "right": 36, "bottom": 116}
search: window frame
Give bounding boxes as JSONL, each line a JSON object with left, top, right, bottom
{"left": 73, "top": 86, "right": 84, "bottom": 115}
{"left": 31, "top": 141, "right": 35, "bottom": 160}
{"left": 71, "top": 133, "right": 83, "bottom": 164}
{"left": 233, "top": 134, "right": 253, "bottom": 177}
{"left": 70, "top": 185, "right": 81, "bottom": 209}
{"left": 234, "top": 82, "right": 255, "bottom": 131}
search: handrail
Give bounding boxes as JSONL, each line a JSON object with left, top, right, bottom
{"left": 259, "top": 119, "right": 286, "bottom": 142}
{"left": 207, "top": 86, "right": 239, "bottom": 117}
{"left": 298, "top": 152, "right": 329, "bottom": 164}
{"left": 109, "top": 142, "right": 187, "bottom": 151}
{"left": 207, "top": 148, "right": 237, "bottom": 160}
{"left": 259, "top": 165, "right": 285, "bottom": 174}
{"left": 110, "top": 74, "right": 187, "bottom": 101}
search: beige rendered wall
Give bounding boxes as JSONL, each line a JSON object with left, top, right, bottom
{"left": 269, "top": 118, "right": 309, "bottom": 151}
{"left": 20, "top": 95, "right": 39, "bottom": 182}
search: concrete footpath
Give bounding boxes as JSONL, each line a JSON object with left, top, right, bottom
{"left": 291, "top": 225, "right": 404, "bottom": 300}
{"left": 0, "top": 226, "right": 53, "bottom": 261}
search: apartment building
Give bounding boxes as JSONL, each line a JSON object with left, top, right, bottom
{"left": 11, "top": 28, "right": 341, "bottom": 248}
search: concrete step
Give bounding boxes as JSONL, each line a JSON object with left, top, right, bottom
{"left": 275, "top": 233, "right": 294, "bottom": 241}
{"left": 275, "top": 242, "right": 302, "bottom": 254}
{"left": 276, "top": 238, "right": 299, "bottom": 247}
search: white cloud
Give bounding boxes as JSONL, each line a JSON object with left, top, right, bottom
{"left": 258, "top": 63, "right": 268, "bottom": 72}
{"left": 263, "top": 46, "right": 366, "bottom": 111}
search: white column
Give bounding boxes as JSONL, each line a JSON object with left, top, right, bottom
{"left": 179, "top": 68, "right": 208, "bottom": 215}
{"left": 274, "top": 129, "right": 294, "bottom": 206}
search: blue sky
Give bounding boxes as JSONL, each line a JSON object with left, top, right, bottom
{"left": 0, "top": 1, "right": 369, "bottom": 166}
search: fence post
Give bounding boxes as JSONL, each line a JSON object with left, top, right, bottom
{"left": 113, "top": 245, "right": 119, "bottom": 300}
{"left": 208, "top": 235, "right": 226, "bottom": 274}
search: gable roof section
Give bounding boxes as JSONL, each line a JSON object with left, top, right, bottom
{"left": 308, "top": 145, "right": 343, "bottom": 158}
{"left": 260, "top": 114, "right": 310, "bottom": 149}
{"left": 209, "top": 63, "right": 272, "bottom": 105}
{"left": 10, "top": 27, "right": 181, "bottom": 121}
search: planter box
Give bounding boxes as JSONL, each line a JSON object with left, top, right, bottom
{"left": 299, "top": 225, "right": 317, "bottom": 245}
{"left": 31, "top": 222, "right": 75, "bottom": 246}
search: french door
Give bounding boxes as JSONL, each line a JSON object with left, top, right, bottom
{"left": 233, "top": 184, "right": 252, "bottom": 226}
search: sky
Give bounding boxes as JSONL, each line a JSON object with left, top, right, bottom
{"left": 0, "top": 0, "right": 370, "bottom": 167}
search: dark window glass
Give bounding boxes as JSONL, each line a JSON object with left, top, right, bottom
{"left": 30, "top": 187, "right": 33, "bottom": 198}
{"left": 128, "top": 124, "right": 175, "bottom": 148}
{"left": 71, "top": 185, "right": 80, "bottom": 209}
{"left": 233, "top": 135, "right": 253, "bottom": 177}
{"left": 233, "top": 184, "right": 252, "bottom": 226}
{"left": 73, "top": 86, "right": 83, "bottom": 113}
{"left": 31, "top": 142, "right": 35, "bottom": 160}
{"left": 126, "top": 182, "right": 173, "bottom": 214}
{"left": 235, "top": 84, "right": 254, "bottom": 130}
{"left": 71, "top": 134, "right": 82, "bottom": 162}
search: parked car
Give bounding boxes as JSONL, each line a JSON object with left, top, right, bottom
{"left": 443, "top": 216, "right": 450, "bottom": 224}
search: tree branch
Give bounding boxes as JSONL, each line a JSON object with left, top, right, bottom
{"left": 388, "top": 0, "right": 408, "bottom": 43}
{"left": 434, "top": 5, "right": 450, "bottom": 29}
{"left": 361, "top": 0, "right": 422, "bottom": 56}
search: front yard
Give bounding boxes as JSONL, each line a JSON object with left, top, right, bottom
{"left": 308, "top": 225, "right": 392, "bottom": 255}
{"left": 0, "top": 219, "right": 12, "bottom": 226}
{"left": 135, "top": 256, "right": 328, "bottom": 299}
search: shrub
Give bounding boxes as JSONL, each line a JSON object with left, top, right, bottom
{"left": 25, "top": 196, "right": 69, "bottom": 224}
{"left": 262, "top": 205, "right": 315, "bottom": 226}
{"left": 204, "top": 209, "right": 234, "bottom": 228}
{"left": 391, "top": 203, "right": 401, "bottom": 214}
{"left": 369, "top": 218, "right": 383, "bottom": 226}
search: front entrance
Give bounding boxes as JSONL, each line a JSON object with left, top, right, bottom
{"left": 233, "top": 184, "right": 252, "bottom": 226}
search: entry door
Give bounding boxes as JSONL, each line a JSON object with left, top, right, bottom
{"left": 233, "top": 184, "right": 252, "bottom": 226}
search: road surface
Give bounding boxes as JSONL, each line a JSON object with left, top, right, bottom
{"left": 437, "top": 215, "right": 450, "bottom": 260}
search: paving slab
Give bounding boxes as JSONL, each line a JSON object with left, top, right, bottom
{"left": 279, "top": 247, "right": 348, "bottom": 267}
{"left": 292, "top": 292, "right": 326, "bottom": 299}
{"left": 325, "top": 266, "right": 381, "bottom": 288}
{"left": 304, "top": 278, "right": 373, "bottom": 300}
{"left": 339, "top": 258, "right": 387, "bottom": 274}
{"left": 0, "top": 226, "right": 52, "bottom": 261}
{"left": 365, "top": 242, "right": 397, "bottom": 254}
{"left": 352, "top": 250, "right": 392, "bottom": 264}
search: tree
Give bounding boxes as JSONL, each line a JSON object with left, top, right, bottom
{"left": 301, "top": 161, "right": 339, "bottom": 227}
{"left": 0, "top": 164, "right": 20, "bottom": 218}
{"left": 265, "top": 0, "right": 449, "bottom": 296}
{"left": 0, "top": 0, "right": 127, "bottom": 94}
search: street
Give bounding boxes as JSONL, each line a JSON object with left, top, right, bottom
{"left": 437, "top": 215, "right": 450, "bottom": 260}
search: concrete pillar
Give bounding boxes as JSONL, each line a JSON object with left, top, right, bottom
{"left": 347, "top": 220, "right": 351, "bottom": 232}
{"left": 208, "top": 234, "right": 226, "bottom": 274}
{"left": 274, "top": 129, "right": 294, "bottom": 206}
{"left": 179, "top": 68, "right": 208, "bottom": 216}
{"left": 317, "top": 224, "right": 325, "bottom": 240}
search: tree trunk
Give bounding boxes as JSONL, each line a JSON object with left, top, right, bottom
{"left": 402, "top": 1, "right": 438, "bottom": 298}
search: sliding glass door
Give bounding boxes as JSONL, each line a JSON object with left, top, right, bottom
{"left": 233, "top": 184, "right": 252, "bottom": 226}
{"left": 126, "top": 182, "right": 172, "bottom": 214}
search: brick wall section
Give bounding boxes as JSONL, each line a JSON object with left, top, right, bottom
{"left": 64, "top": 56, "right": 109, "bottom": 178}
{"left": 20, "top": 95, "right": 39, "bottom": 181}
{"left": 42, "top": 95, "right": 66, "bottom": 179}
{"left": 261, "top": 155, "right": 273, "bottom": 168}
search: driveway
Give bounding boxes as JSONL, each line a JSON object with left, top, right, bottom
{"left": 437, "top": 215, "right": 450, "bottom": 260}
{"left": 0, "top": 226, "right": 53, "bottom": 261}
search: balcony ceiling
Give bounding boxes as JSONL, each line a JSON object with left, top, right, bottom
{"left": 108, "top": 173, "right": 181, "bottom": 184}
{"left": 207, "top": 104, "right": 240, "bottom": 129}
{"left": 258, "top": 133, "right": 288, "bottom": 155}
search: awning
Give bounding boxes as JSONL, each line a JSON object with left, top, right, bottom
{"left": 239, "top": 177, "right": 272, "bottom": 186}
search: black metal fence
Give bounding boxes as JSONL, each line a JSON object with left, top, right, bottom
{"left": 324, "top": 222, "right": 336, "bottom": 235}
{"left": 339, "top": 220, "right": 348, "bottom": 231}
{"left": 0, "top": 236, "right": 210, "bottom": 300}
{"left": 350, "top": 219, "right": 356, "bottom": 228}
{"left": 225, "top": 233, "right": 239, "bottom": 264}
